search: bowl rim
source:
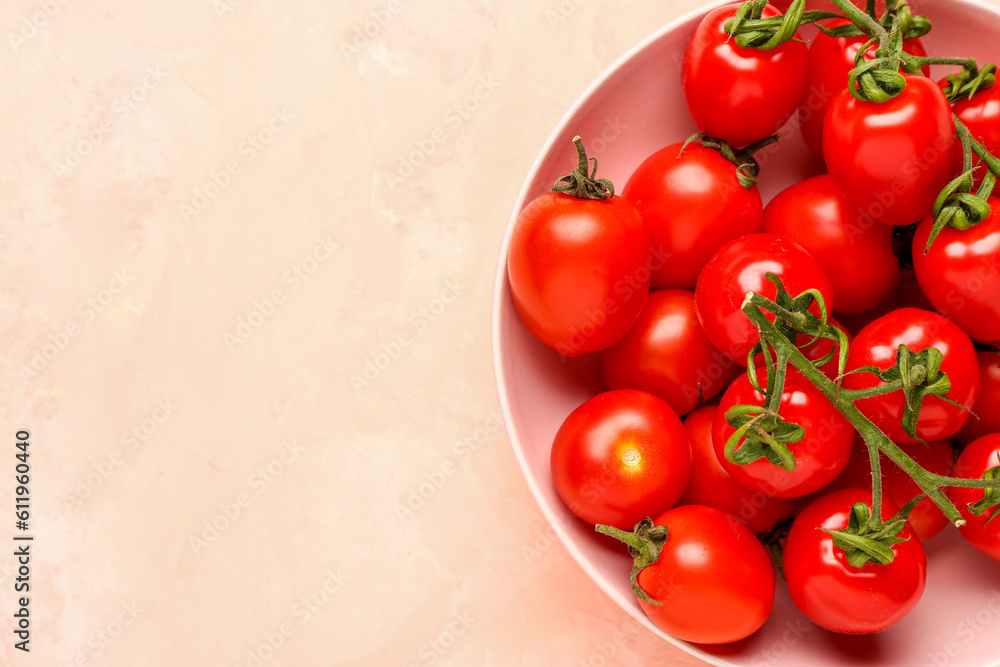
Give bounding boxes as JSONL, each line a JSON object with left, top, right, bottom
{"left": 490, "top": 0, "right": 1000, "bottom": 664}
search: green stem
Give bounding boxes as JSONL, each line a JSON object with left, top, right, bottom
{"left": 829, "top": 0, "right": 890, "bottom": 47}
{"left": 958, "top": 117, "right": 1000, "bottom": 179}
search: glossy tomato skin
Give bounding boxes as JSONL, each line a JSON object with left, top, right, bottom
{"left": 843, "top": 308, "right": 981, "bottom": 443}
{"left": 784, "top": 488, "right": 927, "bottom": 634}
{"left": 950, "top": 434, "right": 1000, "bottom": 561}
{"left": 913, "top": 197, "right": 1000, "bottom": 345}
{"left": 550, "top": 390, "right": 691, "bottom": 530}
{"left": 713, "top": 365, "right": 854, "bottom": 498}
{"left": 507, "top": 192, "right": 650, "bottom": 357}
{"left": 824, "top": 75, "right": 957, "bottom": 227}
{"left": 602, "top": 290, "right": 738, "bottom": 417}
{"left": 956, "top": 351, "right": 1000, "bottom": 445}
{"left": 680, "top": 406, "right": 797, "bottom": 533}
{"left": 622, "top": 142, "right": 763, "bottom": 288}
{"left": 826, "top": 435, "right": 955, "bottom": 541}
{"left": 695, "top": 233, "right": 836, "bottom": 364}
{"left": 682, "top": 3, "right": 807, "bottom": 148}
{"left": 637, "top": 505, "right": 775, "bottom": 644}
{"left": 762, "top": 174, "right": 903, "bottom": 314}
{"left": 800, "top": 20, "right": 927, "bottom": 156}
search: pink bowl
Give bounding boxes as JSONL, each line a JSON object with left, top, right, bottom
{"left": 492, "top": 1, "right": 1000, "bottom": 664}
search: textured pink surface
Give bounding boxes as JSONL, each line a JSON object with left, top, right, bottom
{"left": 496, "top": 1, "right": 1000, "bottom": 665}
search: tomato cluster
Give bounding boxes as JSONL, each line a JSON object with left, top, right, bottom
{"left": 507, "top": 0, "right": 1000, "bottom": 645}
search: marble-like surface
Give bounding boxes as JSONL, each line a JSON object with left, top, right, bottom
{"left": 3, "top": 1, "right": 995, "bottom": 665}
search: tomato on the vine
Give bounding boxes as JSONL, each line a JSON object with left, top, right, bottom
{"left": 633, "top": 505, "right": 775, "bottom": 644}
{"left": 957, "top": 351, "right": 1000, "bottom": 445}
{"left": 550, "top": 390, "right": 691, "bottom": 530}
{"left": 680, "top": 406, "right": 797, "bottom": 533}
{"left": 682, "top": 3, "right": 807, "bottom": 148}
{"left": 913, "top": 197, "right": 1000, "bottom": 346}
{"left": 843, "top": 308, "right": 980, "bottom": 443}
{"left": 784, "top": 488, "right": 927, "bottom": 634}
{"left": 824, "top": 74, "right": 957, "bottom": 227}
{"left": 695, "top": 233, "right": 836, "bottom": 364}
{"left": 507, "top": 141, "right": 651, "bottom": 357}
{"left": 950, "top": 433, "right": 1000, "bottom": 561}
{"left": 622, "top": 142, "right": 763, "bottom": 289}
{"left": 800, "top": 20, "right": 927, "bottom": 156}
{"left": 762, "top": 174, "right": 903, "bottom": 314}
{"left": 601, "top": 289, "right": 737, "bottom": 416}
{"left": 713, "top": 365, "right": 854, "bottom": 498}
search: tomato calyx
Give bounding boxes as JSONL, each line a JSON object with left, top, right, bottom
{"left": 924, "top": 118, "right": 1000, "bottom": 251}
{"left": 822, "top": 498, "right": 919, "bottom": 567}
{"left": 966, "top": 463, "right": 1000, "bottom": 525}
{"left": 942, "top": 62, "right": 997, "bottom": 104}
{"left": 679, "top": 133, "right": 779, "bottom": 190}
{"left": 849, "top": 344, "right": 967, "bottom": 442}
{"left": 816, "top": 1, "right": 929, "bottom": 41}
{"left": 595, "top": 519, "right": 668, "bottom": 605}
{"left": 551, "top": 136, "right": 615, "bottom": 200}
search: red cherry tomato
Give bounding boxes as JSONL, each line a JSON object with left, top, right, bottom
{"left": 827, "top": 435, "right": 955, "bottom": 541}
{"left": 636, "top": 505, "right": 775, "bottom": 644}
{"left": 622, "top": 142, "right": 763, "bottom": 289}
{"left": 680, "top": 406, "right": 797, "bottom": 533}
{"left": 550, "top": 390, "right": 691, "bottom": 530}
{"left": 762, "top": 174, "right": 903, "bottom": 314}
{"left": 682, "top": 3, "right": 807, "bottom": 148}
{"left": 956, "top": 351, "right": 1000, "bottom": 445}
{"left": 843, "top": 308, "right": 980, "bottom": 443}
{"left": 950, "top": 434, "right": 1000, "bottom": 561}
{"left": 601, "top": 289, "right": 738, "bottom": 416}
{"left": 713, "top": 365, "right": 854, "bottom": 499}
{"left": 824, "top": 74, "right": 957, "bottom": 227}
{"left": 784, "top": 488, "right": 927, "bottom": 634}
{"left": 695, "top": 233, "right": 836, "bottom": 364}
{"left": 913, "top": 196, "right": 1000, "bottom": 345}
{"left": 507, "top": 189, "right": 650, "bottom": 357}
{"left": 800, "top": 20, "right": 927, "bottom": 156}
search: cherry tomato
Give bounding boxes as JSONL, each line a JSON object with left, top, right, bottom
{"left": 843, "top": 308, "right": 980, "bottom": 443}
{"left": 507, "top": 150, "right": 651, "bottom": 357}
{"left": 680, "top": 406, "right": 797, "bottom": 533}
{"left": 550, "top": 390, "right": 691, "bottom": 530}
{"left": 636, "top": 505, "right": 775, "bottom": 644}
{"left": 913, "top": 196, "right": 1000, "bottom": 345}
{"left": 601, "top": 289, "right": 738, "bottom": 417}
{"left": 762, "top": 174, "right": 903, "bottom": 314}
{"left": 827, "top": 435, "right": 955, "bottom": 541}
{"left": 713, "top": 365, "right": 854, "bottom": 498}
{"left": 622, "top": 142, "right": 763, "bottom": 289}
{"left": 784, "top": 488, "right": 927, "bottom": 634}
{"left": 824, "top": 74, "right": 957, "bottom": 227}
{"left": 682, "top": 3, "right": 807, "bottom": 148}
{"left": 956, "top": 351, "right": 1000, "bottom": 445}
{"left": 695, "top": 233, "right": 836, "bottom": 364}
{"left": 800, "top": 20, "right": 927, "bottom": 156}
{"left": 950, "top": 433, "right": 1000, "bottom": 561}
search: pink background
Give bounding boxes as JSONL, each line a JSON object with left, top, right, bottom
{"left": 2, "top": 0, "right": 998, "bottom": 665}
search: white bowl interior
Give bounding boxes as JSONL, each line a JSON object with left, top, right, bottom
{"left": 493, "top": 1, "right": 1000, "bottom": 665}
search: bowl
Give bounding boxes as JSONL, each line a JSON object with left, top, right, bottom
{"left": 492, "top": 1, "right": 1000, "bottom": 665}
